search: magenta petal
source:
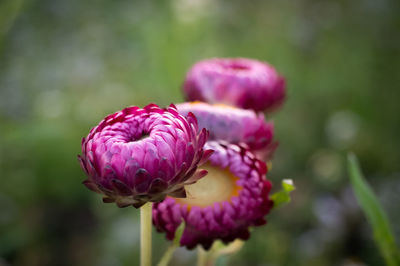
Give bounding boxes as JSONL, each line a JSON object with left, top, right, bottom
{"left": 111, "top": 179, "right": 132, "bottom": 196}
{"left": 148, "top": 178, "right": 169, "bottom": 194}
{"left": 110, "top": 153, "right": 125, "bottom": 177}
{"left": 198, "top": 149, "right": 214, "bottom": 165}
{"left": 153, "top": 142, "right": 273, "bottom": 250}
{"left": 176, "top": 102, "right": 276, "bottom": 158}
{"left": 159, "top": 157, "right": 174, "bottom": 181}
{"left": 134, "top": 168, "right": 151, "bottom": 193}
{"left": 183, "top": 58, "right": 286, "bottom": 112}
{"left": 78, "top": 155, "right": 89, "bottom": 175}
{"left": 185, "top": 169, "right": 207, "bottom": 185}
{"left": 124, "top": 159, "right": 140, "bottom": 187}
{"left": 169, "top": 188, "right": 186, "bottom": 198}
{"left": 79, "top": 103, "right": 209, "bottom": 208}
{"left": 197, "top": 128, "right": 207, "bottom": 148}
{"left": 82, "top": 180, "right": 99, "bottom": 192}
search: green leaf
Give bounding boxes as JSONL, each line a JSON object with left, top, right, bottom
{"left": 173, "top": 222, "right": 185, "bottom": 246}
{"left": 270, "top": 179, "right": 295, "bottom": 208}
{"left": 347, "top": 153, "right": 400, "bottom": 266}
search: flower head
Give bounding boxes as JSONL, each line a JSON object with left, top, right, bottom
{"left": 177, "top": 102, "right": 276, "bottom": 157}
{"left": 183, "top": 58, "right": 286, "bottom": 112}
{"left": 78, "top": 104, "right": 213, "bottom": 208}
{"left": 153, "top": 141, "right": 273, "bottom": 249}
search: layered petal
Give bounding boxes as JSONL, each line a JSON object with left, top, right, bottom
{"left": 153, "top": 141, "right": 273, "bottom": 249}
{"left": 177, "top": 102, "right": 277, "bottom": 158}
{"left": 183, "top": 58, "right": 286, "bottom": 112}
{"left": 79, "top": 104, "right": 212, "bottom": 208}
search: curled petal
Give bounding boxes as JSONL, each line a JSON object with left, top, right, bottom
{"left": 153, "top": 141, "right": 273, "bottom": 249}
{"left": 78, "top": 104, "right": 210, "bottom": 208}
{"left": 183, "top": 58, "right": 286, "bottom": 112}
{"left": 177, "top": 102, "right": 275, "bottom": 157}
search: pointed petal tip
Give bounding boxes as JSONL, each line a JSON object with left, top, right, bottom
{"left": 116, "top": 201, "right": 131, "bottom": 208}
{"left": 185, "top": 169, "right": 208, "bottom": 185}
{"left": 82, "top": 180, "right": 99, "bottom": 192}
{"left": 133, "top": 201, "right": 146, "bottom": 208}
{"left": 102, "top": 197, "right": 115, "bottom": 203}
{"left": 111, "top": 179, "right": 132, "bottom": 196}
{"left": 187, "top": 111, "right": 198, "bottom": 125}
{"left": 169, "top": 187, "right": 187, "bottom": 198}
{"left": 199, "top": 149, "right": 214, "bottom": 165}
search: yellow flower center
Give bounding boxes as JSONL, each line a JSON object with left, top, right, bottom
{"left": 189, "top": 101, "right": 236, "bottom": 110}
{"left": 175, "top": 163, "right": 241, "bottom": 208}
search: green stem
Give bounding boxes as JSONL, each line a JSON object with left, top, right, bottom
{"left": 157, "top": 244, "right": 177, "bottom": 266}
{"left": 141, "top": 202, "right": 152, "bottom": 266}
{"left": 197, "top": 246, "right": 209, "bottom": 266}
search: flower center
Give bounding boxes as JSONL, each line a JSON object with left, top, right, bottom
{"left": 224, "top": 62, "right": 250, "bottom": 71}
{"left": 175, "top": 163, "right": 241, "bottom": 208}
{"left": 135, "top": 132, "right": 150, "bottom": 142}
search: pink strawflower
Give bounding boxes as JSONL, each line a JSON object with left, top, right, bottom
{"left": 176, "top": 102, "right": 277, "bottom": 158}
{"left": 78, "top": 104, "right": 213, "bottom": 208}
{"left": 183, "top": 58, "right": 286, "bottom": 112}
{"left": 153, "top": 141, "right": 273, "bottom": 249}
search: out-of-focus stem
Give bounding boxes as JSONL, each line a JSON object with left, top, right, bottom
{"left": 197, "top": 246, "right": 208, "bottom": 266}
{"left": 141, "top": 202, "right": 152, "bottom": 266}
{"left": 157, "top": 244, "right": 177, "bottom": 266}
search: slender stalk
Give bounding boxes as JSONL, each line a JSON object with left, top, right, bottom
{"left": 197, "top": 246, "right": 208, "bottom": 266}
{"left": 157, "top": 244, "right": 177, "bottom": 266}
{"left": 157, "top": 220, "right": 185, "bottom": 266}
{"left": 141, "top": 202, "right": 152, "bottom": 266}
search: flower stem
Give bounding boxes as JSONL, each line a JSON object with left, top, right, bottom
{"left": 157, "top": 244, "right": 177, "bottom": 266}
{"left": 141, "top": 202, "right": 152, "bottom": 266}
{"left": 197, "top": 246, "right": 208, "bottom": 266}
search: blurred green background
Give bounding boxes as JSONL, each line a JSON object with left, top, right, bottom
{"left": 1, "top": 0, "right": 399, "bottom": 265}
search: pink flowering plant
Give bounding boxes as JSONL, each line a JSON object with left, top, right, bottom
{"left": 183, "top": 58, "right": 286, "bottom": 112}
{"left": 176, "top": 102, "right": 277, "bottom": 159}
{"left": 79, "top": 104, "right": 212, "bottom": 208}
{"left": 153, "top": 141, "right": 273, "bottom": 250}
{"left": 79, "top": 58, "right": 294, "bottom": 266}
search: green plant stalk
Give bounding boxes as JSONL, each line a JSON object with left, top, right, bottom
{"left": 157, "top": 221, "right": 185, "bottom": 266}
{"left": 157, "top": 244, "right": 177, "bottom": 266}
{"left": 141, "top": 202, "right": 152, "bottom": 266}
{"left": 207, "top": 240, "right": 244, "bottom": 266}
{"left": 347, "top": 153, "right": 400, "bottom": 266}
{"left": 197, "top": 246, "right": 209, "bottom": 266}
